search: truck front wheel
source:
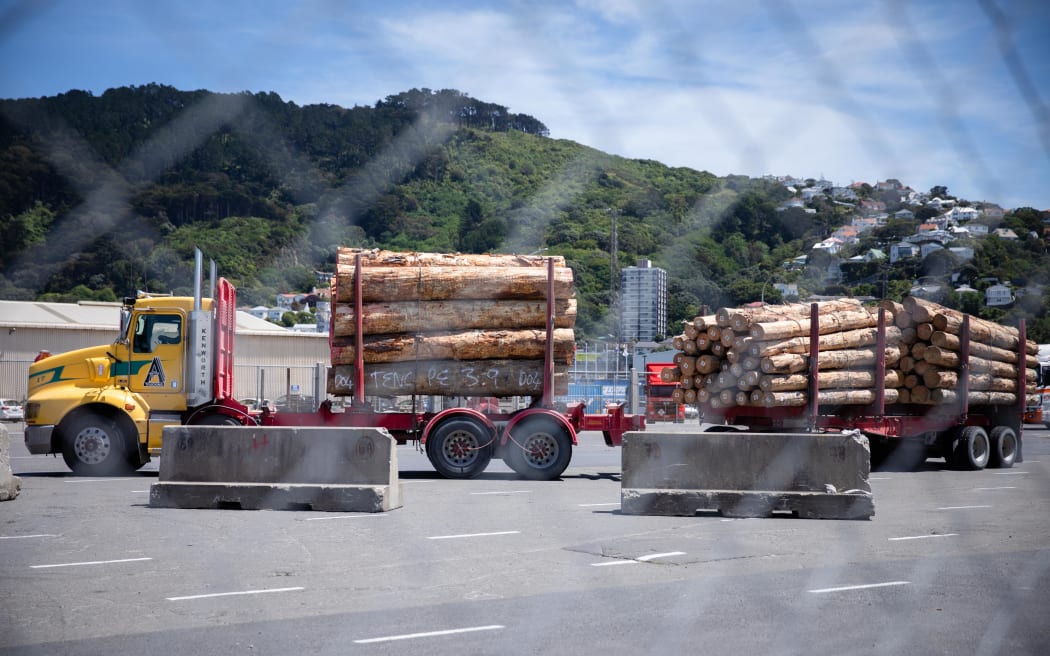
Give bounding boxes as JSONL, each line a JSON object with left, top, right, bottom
{"left": 426, "top": 418, "right": 493, "bottom": 479}
{"left": 505, "top": 419, "right": 572, "bottom": 481}
{"left": 61, "top": 414, "right": 134, "bottom": 476}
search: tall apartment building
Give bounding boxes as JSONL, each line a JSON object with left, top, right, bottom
{"left": 619, "top": 259, "right": 667, "bottom": 343}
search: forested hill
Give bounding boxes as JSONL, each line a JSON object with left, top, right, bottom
{"left": 2, "top": 84, "right": 1048, "bottom": 341}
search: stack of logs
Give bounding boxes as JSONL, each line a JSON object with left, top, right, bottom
{"left": 327, "top": 248, "right": 576, "bottom": 398}
{"left": 661, "top": 296, "right": 1038, "bottom": 410}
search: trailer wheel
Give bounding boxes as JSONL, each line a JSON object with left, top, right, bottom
{"left": 951, "top": 426, "right": 990, "bottom": 471}
{"left": 426, "top": 418, "right": 493, "bottom": 479}
{"left": 61, "top": 413, "right": 133, "bottom": 476}
{"left": 505, "top": 419, "right": 572, "bottom": 481}
{"left": 988, "top": 426, "right": 1017, "bottom": 469}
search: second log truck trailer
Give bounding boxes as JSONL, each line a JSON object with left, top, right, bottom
{"left": 661, "top": 298, "right": 1035, "bottom": 471}
{"left": 23, "top": 248, "right": 644, "bottom": 480}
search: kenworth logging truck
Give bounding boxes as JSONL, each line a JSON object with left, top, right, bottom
{"left": 24, "top": 249, "right": 643, "bottom": 480}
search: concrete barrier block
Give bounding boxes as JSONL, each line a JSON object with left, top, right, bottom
{"left": 150, "top": 426, "right": 401, "bottom": 512}
{"left": 621, "top": 430, "right": 873, "bottom": 520}
{"left": 1, "top": 424, "right": 22, "bottom": 502}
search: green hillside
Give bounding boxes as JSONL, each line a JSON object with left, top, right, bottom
{"left": 2, "top": 84, "right": 1048, "bottom": 341}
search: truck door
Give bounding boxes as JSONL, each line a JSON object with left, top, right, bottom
{"left": 128, "top": 312, "right": 187, "bottom": 410}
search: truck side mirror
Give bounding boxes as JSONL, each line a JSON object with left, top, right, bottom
{"left": 118, "top": 309, "right": 131, "bottom": 345}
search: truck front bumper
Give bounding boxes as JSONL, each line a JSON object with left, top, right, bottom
{"left": 24, "top": 425, "right": 55, "bottom": 455}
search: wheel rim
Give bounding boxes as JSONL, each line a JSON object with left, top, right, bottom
{"left": 73, "top": 426, "right": 112, "bottom": 465}
{"left": 441, "top": 428, "right": 481, "bottom": 468}
{"left": 999, "top": 431, "right": 1016, "bottom": 460}
{"left": 971, "top": 432, "right": 989, "bottom": 466}
{"left": 520, "top": 431, "right": 559, "bottom": 469}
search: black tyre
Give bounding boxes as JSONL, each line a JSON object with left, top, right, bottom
{"left": 426, "top": 418, "right": 493, "bottom": 479}
{"left": 505, "top": 418, "right": 572, "bottom": 481}
{"left": 61, "top": 414, "right": 133, "bottom": 476}
{"left": 951, "top": 426, "right": 990, "bottom": 471}
{"left": 988, "top": 426, "right": 1017, "bottom": 469}
{"left": 194, "top": 413, "right": 241, "bottom": 426}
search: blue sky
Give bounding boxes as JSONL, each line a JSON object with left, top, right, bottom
{"left": 2, "top": 0, "right": 1049, "bottom": 210}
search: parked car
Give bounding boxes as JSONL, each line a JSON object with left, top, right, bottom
{"left": 0, "top": 399, "right": 24, "bottom": 422}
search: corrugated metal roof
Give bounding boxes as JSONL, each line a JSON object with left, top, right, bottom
{"left": 0, "top": 300, "right": 290, "bottom": 334}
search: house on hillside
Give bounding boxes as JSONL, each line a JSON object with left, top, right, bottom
{"left": 980, "top": 204, "right": 1005, "bottom": 220}
{"left": 894, "top": 208, "right": 915, "bottom": 220}
{"left": 920, "top": 243, "right": 944, "bottom": 259}
{"left": 245, "top": 306, "right": 285, "bottom": 322}
{"left": 993, "top": 228, "right": 1019, "bottom": 240}
{"left": 812, "top": 237, "right": 844, "bottom": 254}
{"left": 858, "top": 199, "right": 887, "bottom": 215}
{"left": 890, "top": 241, "right": 918, "bottom": 263}
{"left": 986, "top": 283, "right": 1013, "bottom": 307}
{"left": 851, "top": 217, "right": 879, "bottom": 232}
{"left": 910, "top": 282, "right": 943, "bottom": 299}
{"left": 949, "top": 246, "right": 975, "bottom": 260}
{"left": 945, "top": 206, "right": 980, "bottom": 222}
{"left": 831, "top": 226, "right": 859, "bottom": 244}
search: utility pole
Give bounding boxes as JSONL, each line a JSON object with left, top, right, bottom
{"left": 609, "top": 208, "right": 621, "bottom": 343}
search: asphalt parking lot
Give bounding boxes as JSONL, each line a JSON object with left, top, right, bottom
{"left": 2, "top": 422, "right": 1049, "bottom": 655}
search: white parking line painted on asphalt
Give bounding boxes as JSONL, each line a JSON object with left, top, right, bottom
{"left": 578, "top": 502, "right": 620, "bottom": 507}
{"left": 993, "top": 472, "right": 1028, "bottom": 476}
{"left": 354, "top": 625, "right": 504, "bottom": 644}
{"left": 975, "top": 487, "right": 1017, "bottom": 491}
{"left": 809, "top": 581, "right": 910, "bottom": 594}
{"left": 591, "top": 560, "right": 637, "bottom": 567}
{"left": 591, "top": 551, "right": 686, "bottom": 566}
{"left": 62, "top": 478, "right": 140, "bottom": 483}
{"left": 427, "top": 531, "right": 520, "bottom": 540}
{"left": 305, "top": 513, "right": 390, "bottom": 522}
{"left": 470, "top": 490, "right": 531, "bottom": 495}
{"left": 637, "top": 551, "right": 686, "bottom": 562}
{"left": 889, "top": 533, "right": 958, "bottom": 541}
{"left": 869, "top": 477, "right": 892, "bottom": 481}
{"left": 937, "top": 505, "right": 992, "bottom": 510}
{"left": 31, "top": 557, "right": 152, "bottom": 569}
{"left": 167, "top": 586, "right": 304, "bottom": 601}
{"left": 1, "top": 534, "right": 59, "bottom": 540}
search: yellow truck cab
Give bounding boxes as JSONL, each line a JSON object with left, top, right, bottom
{"left": 24, "top": 250, "right": 236, "bottom": 475}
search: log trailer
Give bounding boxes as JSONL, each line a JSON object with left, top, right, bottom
{"left": 701, "top": 305, "right": 1028, "bottom": 471}
{"left": 24, "top": 249, "right": 644, "bottom": 480}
